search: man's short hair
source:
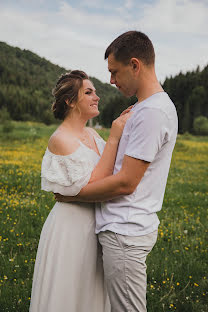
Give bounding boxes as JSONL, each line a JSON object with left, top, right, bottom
{"left": 105, "top": 31, "right": 155, "bottom": 66}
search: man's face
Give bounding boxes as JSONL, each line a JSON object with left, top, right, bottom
{"left": 107, "top": 53, "right": 137, "bottom": 97}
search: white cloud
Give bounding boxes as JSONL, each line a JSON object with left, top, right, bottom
{"left": 58, "top": 2, "right": 126, "bottom": 35}
{"left": 0, "top": 4, "right": 112, "bottom": 81}
{"left": 124, "top": 0, "right": 134, "bottom": 10}
{"left": 79, "top": 0, "right": 106, "bottom": 9}
{"left": 138, "top": 0, "right": 208, "bottom": 35}
{"left": 0, "top": 0, "right": 207, "bottom": 83}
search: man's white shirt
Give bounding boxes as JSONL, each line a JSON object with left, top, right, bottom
{"left": 95, "top": 92, "right": 178, "bottom": 236}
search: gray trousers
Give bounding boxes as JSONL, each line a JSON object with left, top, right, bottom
{"left": 98, "top": 230, "right": 158, "bottom": 312}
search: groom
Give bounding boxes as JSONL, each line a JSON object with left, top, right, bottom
{"left": 56, "top": 31, "right": 178, "bottom": 311}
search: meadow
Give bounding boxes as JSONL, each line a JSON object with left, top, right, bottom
{"left": 0, "top": 121, "right": 207, "bottom": 312}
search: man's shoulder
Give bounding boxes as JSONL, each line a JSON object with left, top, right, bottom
{"left": 134, "top": 93, "right": 177, "bottom": 121}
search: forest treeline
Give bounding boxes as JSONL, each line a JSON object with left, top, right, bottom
{"left": 0, "top": 41, "right": 207, "bottom": 133}
{"left": 163, "top": 66, "right": 208, "bottom": 134}
{"left": 0, "top": 41, "right": 121, "bottom": 125}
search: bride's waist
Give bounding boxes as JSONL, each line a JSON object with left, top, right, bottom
{"left": 53, "top": 201, "right": 95, "bottom": 212}
{"left": 46, "top": 201, "right": 96, "bottom": 227}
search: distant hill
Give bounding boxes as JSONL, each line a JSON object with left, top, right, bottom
{"left": 0, "top": 41, "right": 119, "bottom": 124}
{"left": 0, "top": 41, "right": 207, "bottom": 132}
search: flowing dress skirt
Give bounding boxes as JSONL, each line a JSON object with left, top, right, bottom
{"left": 29, "top": 202, "right": 110, "bottom": 312}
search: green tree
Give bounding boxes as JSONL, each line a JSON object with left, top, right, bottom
{"left": 193, "top": 116, "right": 208, "bottom": 135}
{"left": 182, "top": 99, "right": 191, "bottom": 133}
{"left": 0, "top": 107, "right": 11, "bottom": 122}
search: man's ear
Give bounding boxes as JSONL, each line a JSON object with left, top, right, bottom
{"left": 130, "top": 58, "right": 140, "bottom": 73}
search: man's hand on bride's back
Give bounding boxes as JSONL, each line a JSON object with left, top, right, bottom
{"left": 54, "top": 193, "right": 76, "bottom": 202}
{"left": 110, "top": 107, "right": 133, "bottom": 141}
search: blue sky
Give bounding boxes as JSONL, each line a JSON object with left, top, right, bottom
{"left": 0, "top": 0, "right": 208, "bottom": 83}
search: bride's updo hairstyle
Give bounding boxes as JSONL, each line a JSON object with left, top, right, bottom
{"left": 52, "top": 70, "right": 89, "bottom": 120}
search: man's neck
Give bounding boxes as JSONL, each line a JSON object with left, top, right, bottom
{"left": 136, "top": 85, "right": 164, "bottom": 104}
{"left": 136, "top": 68, "right": 164, "bottom": 103}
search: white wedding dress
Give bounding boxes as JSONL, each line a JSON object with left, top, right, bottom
{"left": 29, "top": 136, "right": 110, "bottom": 312}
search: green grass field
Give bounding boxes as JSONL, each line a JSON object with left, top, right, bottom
{"left": 0, "top": 121, "right": 207, "bottom": 311}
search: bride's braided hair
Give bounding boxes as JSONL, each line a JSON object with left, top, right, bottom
{"left": 52, "top": 70, "right": 89, "bottom": 120}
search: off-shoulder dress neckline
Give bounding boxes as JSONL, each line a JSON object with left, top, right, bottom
{"left": 46, "top": 135, "right": 104, "bottom": 158}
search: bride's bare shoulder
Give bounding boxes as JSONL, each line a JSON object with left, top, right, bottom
{"left": 86, "top": 127, "right": 102, "bottom": 139}
{"left": 48, "top": 129, "right": 80, "bottom": 156}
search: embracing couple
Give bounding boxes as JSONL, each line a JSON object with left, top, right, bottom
{"left": 29, "top": 31, "right": 178, "bottom": 312}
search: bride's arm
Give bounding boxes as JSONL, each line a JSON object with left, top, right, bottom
{"left": 89, "top": 112, "right": 132, "bottom": 183}
{"left": 52, "top": 109, "right": 132, "bottom": 199}
{"left": 55, "top": 155, "right": 149, "bottom": 202}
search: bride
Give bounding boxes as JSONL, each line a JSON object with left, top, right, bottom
{"left": 29, "top": 70, "right": 132, "bottom": 312}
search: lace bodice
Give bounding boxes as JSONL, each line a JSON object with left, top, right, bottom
{"left": 41, "top": 136, "right": 106, "bottom": 196}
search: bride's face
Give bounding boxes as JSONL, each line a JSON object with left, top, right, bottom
{"left": 75, "top": 79, "right": 100, "bottom": 119}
